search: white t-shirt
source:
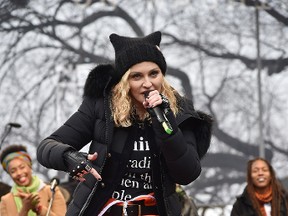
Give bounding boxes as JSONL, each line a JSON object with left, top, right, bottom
{"left": 264, "top": 203, "right": 271, "bottom": 216}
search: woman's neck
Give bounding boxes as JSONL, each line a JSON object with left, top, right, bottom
{"left": 255, "top": 185, "right": 271, "bottom": 195}
{"left": 133, "top": 104, "right": 148, "bottom": 121}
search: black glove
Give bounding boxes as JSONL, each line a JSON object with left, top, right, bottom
{"left": 159, "top": 93, "right": 171, "bottom": 113}
{"left": 63, "top": 150, "right": 93, "bottom": 180}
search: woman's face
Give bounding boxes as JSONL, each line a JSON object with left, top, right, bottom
{"left": 251, "top": 160, "right": 271, "bottom": 191}
{"left": 128, "top": 61, "right": 163, "bottom": 108}
{"left": 8, "top": 158, "right": 33, "bottom": 187}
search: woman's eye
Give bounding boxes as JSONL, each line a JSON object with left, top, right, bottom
{"left": 252, "top": 169, "right": 258, "bottom": 173}
{"left": 150, "top": 70, "right": 159, "bottom": 77}
{"left": 130, "top": 73, "right": 141, "bottom": 80}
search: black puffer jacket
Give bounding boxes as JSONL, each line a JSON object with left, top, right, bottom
{"left": 231, "top": 187, "right": 288, "bottom": 216}
{"left": 37, "top": 64, "right": 213, "bottom": 216}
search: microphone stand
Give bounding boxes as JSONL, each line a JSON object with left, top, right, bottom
{"left": 46, "top": 188, "right": 56, "bottom": 216}
{"left": 0, "top": 123, "right": 21, "bottom": 181}
{"left": 0, "top": 125, "right": 12, "bottom": 150}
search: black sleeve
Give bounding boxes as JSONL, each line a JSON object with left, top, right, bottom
{"left": 37, "top": 97, "right": 96, "bottom": 171}
{"left": 152, "top": 111, "right": 201, "bottom": 185}
{"left": 151, "top": 97, "right": 212, "bottom": 185}
{"left": 230, "top": 200, "right": 242, "bottom": 216}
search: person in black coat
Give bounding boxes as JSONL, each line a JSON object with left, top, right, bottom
{"left": 231, "top": 157, "right": 288, "bottom": 216}
{"left": 37, "top": 31, "right": 213, "bottom": 216}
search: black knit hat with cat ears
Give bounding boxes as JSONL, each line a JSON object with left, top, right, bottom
{"left": 109, "top": 31, "right": 167, "bottom": 81}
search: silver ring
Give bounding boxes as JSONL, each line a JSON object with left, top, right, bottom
{"left": 85, "top": 164, "right": 92, "bottom": 172}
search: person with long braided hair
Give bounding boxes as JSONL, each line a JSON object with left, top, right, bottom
{"left": 231, "top": 157, "right": 288, "bottom": 216}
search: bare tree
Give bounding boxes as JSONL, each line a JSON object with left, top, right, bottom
{"left": 1, "top": 0, "right": 288, "bottom": 213}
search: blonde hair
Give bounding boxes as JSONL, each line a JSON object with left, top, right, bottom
{"left": 111, "top": 70, "right": 179, "bottom": 127}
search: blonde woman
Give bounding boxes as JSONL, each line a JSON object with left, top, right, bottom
{"left": 37, "top": 31, "right": 213, "bottom": 216}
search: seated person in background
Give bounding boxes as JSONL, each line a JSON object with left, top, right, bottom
{"left": 0, "top": 144, "right": 67, "bottom": 216}
{"left": 231, "top": 157, "right": 288, "bottom": 216}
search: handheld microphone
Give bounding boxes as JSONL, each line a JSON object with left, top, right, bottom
{"left": 50, "top": 178, "right": 59, "bottom": 192}
{"left": 144, "top": 92, "right": 173, "bottom": 135}
{"left": 7, "top": 122, "right": 22, "bottom": 128}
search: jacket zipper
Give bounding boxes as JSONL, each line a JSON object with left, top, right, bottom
{"left": 79, "top": 83, "right": 112, "bottom": 215}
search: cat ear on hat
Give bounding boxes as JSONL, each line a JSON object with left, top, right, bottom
{"left": 109, "top": 31, "right": 167, "bottom": 77}
{"left": 109, "top": 31, "right": 162, "bottom": 52}
{"left": 109, "top": 33, "right": 124, "bottom": 53}
{"left": 144, "top": 31, "right": 161, "bottom": 47}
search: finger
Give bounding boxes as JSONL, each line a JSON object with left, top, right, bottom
{"left": 32, "top": 197, "right": 40, "bottom": 206}
{"left": 150, "top": 98, "right": 162, "bottom": 107}
{"left": 16, "top": 191, "right": 25, "bottom": 196}
{"left": 90, "top": 168, "right": 102, "bottom": 181}
{"left": 149, "top": 90, "right": 159, "bottom": 98}
{"left": 17, "top": 188, "right": 24, "bottom": 193}
{"left": 15, "top": 194, "right": 25, "bottom": 198}
{"left": 81, "top": 170, "right": 89, "bottom": 175}
{"left": 75, "top": 170, "right": 88, "bottom": 178}
{"left": 87, "top": 152, "right": 98, "bottom": 161}
{"left": 31, "top": 194, "right": 39, "bottom": 200}
{"left": 147, "top": 93, "right": 161, "bottom": 105}
{"left": 143, "top": 100, "right": 149, "bottom": 108}
{"left": 156, "top": 98, "right": 163, "bottom": 106}
{"left": 72, "top": 175, "right": 80, "bottom": 181}
{"left": 25, "top": 194, "right": 35, "bottom": 200}
{"left": 72, "top": 175, "right": 86, "bottom": 182}
{"left": 78, "top": 177, "right": 86, "bottom": 182}
{"left": 16, "top": 192, "right": 30, "bottom": 198}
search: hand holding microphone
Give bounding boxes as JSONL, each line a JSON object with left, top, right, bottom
{"left": 144, "top": 91, "right": 174, "bottom": 135}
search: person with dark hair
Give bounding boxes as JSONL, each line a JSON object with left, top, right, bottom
{"left": 231, "top": 157, "right": 288, "bottom": 216}
{"left": 37, "top": 31, "right": 213, "bottom": 216}
{"left": 0, "top": 144, "right": 67, "bottom": 216}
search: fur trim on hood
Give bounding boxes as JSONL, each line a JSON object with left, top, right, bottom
{"left": 83, "top": 64, "right": 116, "bottom": 98}
{"left": 177, "top": 98, "right": 213, "bottom": 159}
{"left": 193, "top": 111, "right": 213, "bottom": 159}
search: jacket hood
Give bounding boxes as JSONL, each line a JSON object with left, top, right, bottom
{"left": 177, "top": 98, "right": 213, "bottom": 159}
{"left": 193, "top": 110, "right": 213, "bottom": 159}
{"left": 83, "top": 64, "right": 116, "bottom": 98}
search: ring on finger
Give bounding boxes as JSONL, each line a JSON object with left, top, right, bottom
{"left": 85, "top": 164, "right": 92, "bottom": 172}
